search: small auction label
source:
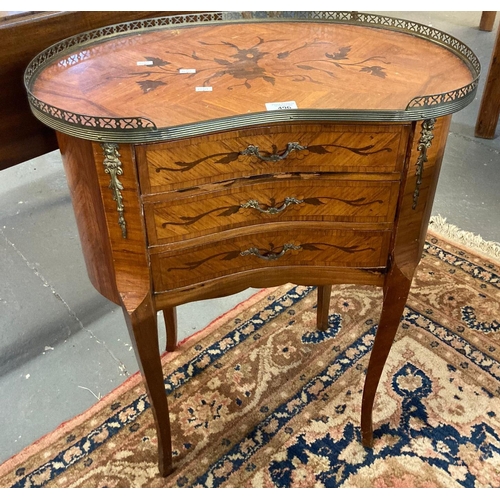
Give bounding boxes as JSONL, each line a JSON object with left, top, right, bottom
{"left": 136, "top": 61, "right": 153, "bottom": 66}
{"left": 265, "top": 101, "right": 298, "bottom": 111}
{"left": 195, "top": 87, "right": 213, "bottom": 92}
{"left": 179, "top": 69, "right": 197, "bottom": 74}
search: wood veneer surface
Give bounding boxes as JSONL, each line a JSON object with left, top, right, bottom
{"left": 138, "top": 123, "right": 409, "bottom": 193}
{"left": 150, "top": 224, "right": 392, "bottom": 291}
{"left": 31, "top": 22, "right": 474, "bottom": 128}
{"left": 144, "top": 178, "right": 400, "bottom": 245}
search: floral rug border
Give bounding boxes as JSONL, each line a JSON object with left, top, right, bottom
{"left": 1, "top": 218, "right": 499, "bottom": 487}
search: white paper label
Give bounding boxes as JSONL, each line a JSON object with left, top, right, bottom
{"left": 136, "top": 61, "right": 153, "bottom": 66}
{"left": 179, "top": 68, "right": 197, "bottom": 74}
{"left": 195, "top": 86, "right": 213, "bottom": 92}
{"left": 265, "top": 101, "right": 298, "bottom": 111}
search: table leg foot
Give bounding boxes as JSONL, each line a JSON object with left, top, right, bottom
{"left": 159, "top": 461, "right": 175, "bottom": 478}
{"left": 122, "top": 293, "right": 173, "bottom": 477}
{"left": 361, "top": 429, "right": 374, "bottom": 448}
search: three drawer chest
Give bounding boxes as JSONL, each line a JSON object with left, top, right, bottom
{"left": 25, "top": 11, "right": 480, "bottom": 476}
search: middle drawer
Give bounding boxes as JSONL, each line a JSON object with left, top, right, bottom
{"left": 144, "top": 177, "right": 400, "bottom": 245}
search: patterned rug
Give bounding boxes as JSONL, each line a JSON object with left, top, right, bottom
{"left": 1, "top": 226, "right": 499, "bottom": 488}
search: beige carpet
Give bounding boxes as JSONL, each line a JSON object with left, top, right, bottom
{"left": 1, "top": 222, "right": 499, "bottom": 487}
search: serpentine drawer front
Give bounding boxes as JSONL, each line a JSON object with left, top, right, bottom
{"left": 143, "top": 177, "right": 400, "bottom": 245}
{"left": 149, "top": 225, "right": 393, "bottom": 291}
{"left": 25, "top": 11, "right": 479, "bottom": 477}
{"left": 137, "top": 124, "right": 409, "bottom": 193}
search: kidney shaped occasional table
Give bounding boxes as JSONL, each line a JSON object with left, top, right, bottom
{"left": 25, "top": 11, "right": 480, "bottom": 476}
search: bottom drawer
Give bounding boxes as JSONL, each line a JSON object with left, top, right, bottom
{"left": 150, "top": 226, "right": 391, "bottom": 292}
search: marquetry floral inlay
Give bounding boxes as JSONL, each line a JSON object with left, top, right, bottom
{"left": 155, "top": 140, "right": 392, "bottom": 173}
{"left": 161, "top": 196, "right": 384, "bottom": 228}
{"left": 167, "top": 241, "right": 375, "bottom": 272}
{"left": 133, "top": 38, "right": 390, "bottom": 94}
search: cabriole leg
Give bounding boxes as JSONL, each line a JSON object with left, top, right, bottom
{"left": 122, "top": 293, "right": 173, "bottom": 476}
{"left": 361, "top": 264, "right": 412, "bottom": 447}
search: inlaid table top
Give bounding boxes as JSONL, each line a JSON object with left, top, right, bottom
{"left": 25, "top": 12, "right": 480, "bottom": 141}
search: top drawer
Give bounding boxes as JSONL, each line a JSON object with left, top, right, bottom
{"left": 137, "top": 123, "right": 410, "bottom": 194}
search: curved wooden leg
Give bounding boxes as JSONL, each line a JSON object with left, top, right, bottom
{"left": 316, "top": 285, "right": 332, "bottom": 330}
{"left": 122, "top": 293, "right": 173, "bottom": 477}
{"left": 361, "top": 264, "right": 412, "bottom": 448}
{"left": 163, "top": 307, "right": 178, "bottom": 352}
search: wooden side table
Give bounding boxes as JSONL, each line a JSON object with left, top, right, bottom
{"left": 25, "top": 12, "right": 480, "bottom": 476}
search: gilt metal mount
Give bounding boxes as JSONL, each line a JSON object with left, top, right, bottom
{"left": 241, "top": 197, "right": 304, "bottom": 215}
{"left": 412, "top": 118, "right": 436, "bottom": 210}
{"left": 101, "top": 143, "right": 127, "bottom": 238}
{"left": 241, "top": 142, "right": 307, "bottom": 162}
{"left": 240, "top": 243, "right": 302, "bottom": 261}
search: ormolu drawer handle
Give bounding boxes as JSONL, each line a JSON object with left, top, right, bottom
{"left": 241, "top": 197, "right": 303, "bottom": 215}
{"left": 241, "top": 142, "right": 306, "bottom": 162}
{"left": 240, "top": 243, "right": 302, "bottom": 261}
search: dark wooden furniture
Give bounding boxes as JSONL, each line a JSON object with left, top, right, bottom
{"left": 0, "top": 10, "right": 187, "bottom": 170}
{"left": 475, "top": 23, "right": 500, "bottom": 139}
{"left": 480, "top": 11, "right": 497, "bottom": 32}
{"left": 25, "top": 12, "right": 480, "bottom": 476}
